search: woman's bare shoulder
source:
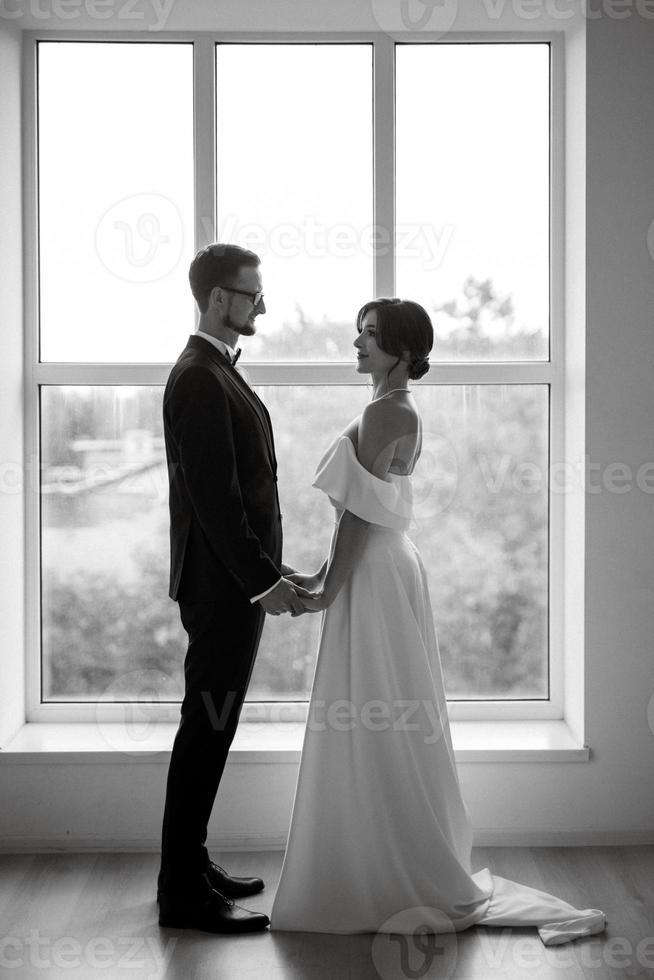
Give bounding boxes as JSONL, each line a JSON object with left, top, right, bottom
{"left": 360, "top": 397, "right": 418, "bottom": 439}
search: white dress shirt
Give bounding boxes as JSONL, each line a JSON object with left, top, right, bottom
{"left": 194, "top": 330, "right": 282, "bottom": 604}
{"left": 195, "top": 330, "right": 238, "bottom": 363}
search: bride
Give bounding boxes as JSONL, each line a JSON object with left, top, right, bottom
{"left": 270, "top": 298, "right": 607, "bottom": 946}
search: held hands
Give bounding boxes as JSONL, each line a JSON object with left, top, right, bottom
{"left": 286, "top": 567, "right": 330, "bottom": 613}
{"left": 258, "top": 577, "right": 314, "bottom": 617}
{"left": 298, "top": 590, "right": 330, "bottom": 613}
{"left": 286, "top": 570, "right": 323, "bottom": 592}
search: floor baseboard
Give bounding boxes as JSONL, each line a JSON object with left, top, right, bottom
{"left": 0, "top": 827, "right": 653, "bottom": 852}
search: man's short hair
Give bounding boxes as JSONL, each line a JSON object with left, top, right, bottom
{"left": 189, "top": 243, "right": 260, "bottom": 314}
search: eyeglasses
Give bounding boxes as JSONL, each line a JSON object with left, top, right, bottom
{"left": 216, "top": 285, "right": 264, "bottom": 308}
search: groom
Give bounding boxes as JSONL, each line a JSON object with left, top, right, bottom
{"left": 158, "top": 243, "right": 307, "bottom": 934}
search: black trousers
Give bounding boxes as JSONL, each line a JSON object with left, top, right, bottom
{"left": 158, "top": 594, "right": 266, "bottom": 897}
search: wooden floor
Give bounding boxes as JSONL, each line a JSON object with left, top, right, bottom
{"left": 0, "top": 847, "right": 652, "bottom": 979}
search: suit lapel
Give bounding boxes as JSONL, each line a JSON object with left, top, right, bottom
{"left": 231, "top": 371, "right": 277, "bottom": 472}
{"left": 185, "top": 336, "right": 277, "bottom": 471}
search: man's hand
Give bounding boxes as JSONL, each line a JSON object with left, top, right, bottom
{"left": 258, "top": 577, "right": 309, "bottom": 617}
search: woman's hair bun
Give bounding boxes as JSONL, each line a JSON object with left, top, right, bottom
{"left": 409, "top": 355, "right": 430, "bottom": 381}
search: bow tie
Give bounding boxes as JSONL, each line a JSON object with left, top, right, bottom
{"left": 228, "top": 347, "right": 242, "bottom": 366}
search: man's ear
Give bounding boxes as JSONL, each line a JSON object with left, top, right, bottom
{"left": 208, "top": 286, "right": 223, "bottom": 309}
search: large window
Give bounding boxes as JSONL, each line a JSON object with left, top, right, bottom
{"left": 31, "top": 38, "right": 556, "bottom": 720}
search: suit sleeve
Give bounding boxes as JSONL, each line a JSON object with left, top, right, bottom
{"left": 168, "top": 364, "right": 282, "bottom": 600}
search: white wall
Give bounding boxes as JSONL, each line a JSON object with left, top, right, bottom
{"left": 0, "top": 3, "right": 653, "bottom": 849}
{"left": 583, "top": 11, "right": 654, "bottom": 815}
{"left": 0, "top": 0, "right": 600, "bottom": 33}
{"left": 0, "top": 21, "right": 25, "bottom": 750}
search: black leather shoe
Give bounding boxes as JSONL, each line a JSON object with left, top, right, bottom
{"left": 158, "top": 886, "right": 269, "bottom": 934}
{"left": 156, "top": 863, "right": 265, "bottom": 904}
{"left": 206, "top": 861, "right": 265, "bottom": 899}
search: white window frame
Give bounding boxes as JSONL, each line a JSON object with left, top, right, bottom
{"left": 24, "top": 30, "right": 564, "bottom": 725}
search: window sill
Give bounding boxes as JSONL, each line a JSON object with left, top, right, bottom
{"left": 0, "top": 720, "right": 590, "bottom": 764}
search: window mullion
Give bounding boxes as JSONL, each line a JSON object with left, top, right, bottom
{"left": 32, "top": 361, "right": 555, "bottom": 387}
{"left": 33, "top": 364, "right": 174, "bottom": 386}
{"left": 373, "top": 34, "right": 395, "bottom": 298}
{"left": 193, "top": 37, "right": 217, "bottom": 258}
{"left": 25, "top": 36, "right": 42, "bottom": 722}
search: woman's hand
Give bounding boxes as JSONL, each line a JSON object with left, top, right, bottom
{"left": 286, "top": 570, "right": 325, "bottom": 593}
{"left": 300, "top": 590, "right": 331, "bottom": 613}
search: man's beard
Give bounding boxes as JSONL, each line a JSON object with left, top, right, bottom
{"left": 224, "top": 301, "right": 256, "bottom": 337}
{"left": 231, "top": 319, "right": 256, "bottom": 337}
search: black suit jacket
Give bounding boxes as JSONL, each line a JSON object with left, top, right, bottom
{"left": 164, "top": 335, "right": 283, "bottom": 603}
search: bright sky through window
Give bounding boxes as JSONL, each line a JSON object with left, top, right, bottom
{"left": 38, "top": 41, "right": 549, "bottom": 362}
{"left": 396, "top": 43, "right": 550, "bottom": 352}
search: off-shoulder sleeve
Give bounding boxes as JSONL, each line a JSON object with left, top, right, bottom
{"left": 312, "top": 436, "right": 412, "bottom": 530}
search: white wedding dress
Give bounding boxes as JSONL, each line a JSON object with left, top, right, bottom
{"left": 270, "top": 427, "right": 607, "bottom": 946}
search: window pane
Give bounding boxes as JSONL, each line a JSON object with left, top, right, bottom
{"left": 410, "top": 384, "right": 549, "bottom": 699}
{"left": 215, "top": 44, "right": 373, "bottom": 360}
{"left": 38, "top": 42, "right": 194, "bottom": 363}
{"left": 41, "top": 387, "right": 184, "bottom": 701}
{"left": 396, "top": 44, "right": 550, "bottom": 361}
{"left": 41, "top": 383, "right": 547, "bottom": 703}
